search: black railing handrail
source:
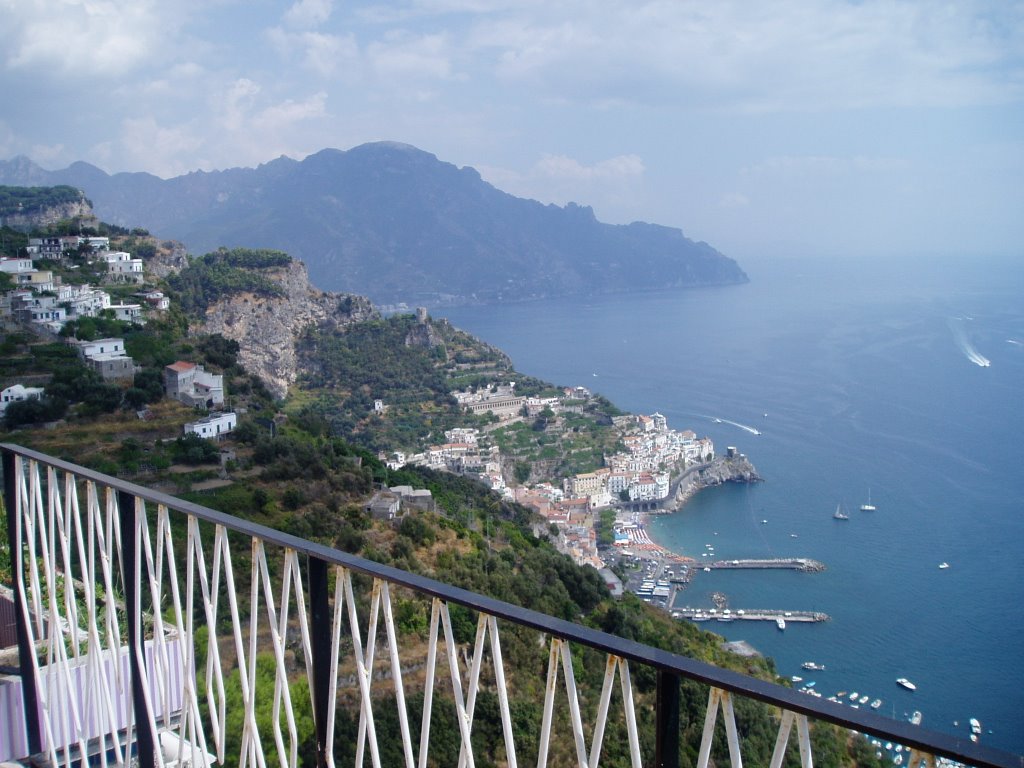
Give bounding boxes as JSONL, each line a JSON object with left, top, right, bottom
{"left": 2, "top": 442, "right": 1020, "bottom": 768}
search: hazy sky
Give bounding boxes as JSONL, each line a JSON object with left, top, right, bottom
{"left": 1, "top": 0, "right": 1022, "bottom": 263}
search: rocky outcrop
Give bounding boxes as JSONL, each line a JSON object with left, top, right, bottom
{"left": 198, "top": 259, "right": 377, "bottom": 399}
{"left": 2, "top": 200, "right": 93, "bottom": 230}
{"left": 670, "top": 454, "right": 762, "bottom": 510}
{"left": 144, "top": 242, "right": 191, "bottom": 280}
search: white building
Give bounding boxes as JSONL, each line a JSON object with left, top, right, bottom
{"left": 0, "top": 384, "right": 45, "bottom": 413}
{"left": 109, "top": 303, "right": 143, "bottom": 324}
{"left": 184, "top": 411, "right": 236, "bottom": 439}
{"left": 0, "top": 257, "right": 34, "bottom": 274}
{"left": 164, "top": 362, "right": 225, "bottom": 408}
{"left": 73, "top": 337, "right": 126, "bottom": 359}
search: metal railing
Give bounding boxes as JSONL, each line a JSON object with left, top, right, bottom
{"left": 2, "top": 442, "right": 1020, "bottom": 768}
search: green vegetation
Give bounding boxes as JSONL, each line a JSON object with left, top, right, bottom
{"left": 166, "top": 248, "right": 291, "bottom": 314}
{"left": 0, "top": 185, "right": 85, "bottom": 216}
{"left": 298, "top": 315, "right": 470, "bottom": 451}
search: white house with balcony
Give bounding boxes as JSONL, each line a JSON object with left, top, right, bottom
{"left": 108, "top": 303, "right": 143, "bottom": 324}
{"left": 98, "top": 251, "right": 144, "bottom": 284}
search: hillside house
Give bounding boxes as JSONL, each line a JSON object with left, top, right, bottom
{"left": 365, "top": 491, "right": 402, "bottom": 521}
{"left": 0, "top": 384, "right": 45, "bottom": 413}
{"left": 389, "top": 485, "right": 436, "bottom": 513}
{"left": 86, "top": 353, "right": 137, "bottom": 383}
{"left": 108, "top": 303, "right": 143, "bottom": 324}
{"left": 72, "top": 337, "right": 125, "bottom": 359}
{"left": 98, "top": 251, "right": 144, "bottom": 284}
{"left": 164, "top": 362, "right": 224, "bottom": 408}
{"left": 183, "top": 411, "right": 237, "bottom": 439}
{"left": 136, "top": 290, "right": 169, "bottom": 310}
{"left": 25, "top": 237, "right": 63, "bottom": 256}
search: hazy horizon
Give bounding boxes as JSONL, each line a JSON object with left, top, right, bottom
{"left": 2, "top": 1, "right": 1022, "bottom": 264}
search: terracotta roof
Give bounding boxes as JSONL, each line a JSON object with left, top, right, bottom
{"left": 166, "top": 361, "right": 196, "bottom": 372}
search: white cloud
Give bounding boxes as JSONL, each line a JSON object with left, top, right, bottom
{"left": 719, "top": 193, "right": 749, "bottom": 209}
{"left": 741, "top": 154, "right": 908, "bottom": 177}
{"left": 252, "top": 92, "right": 328, "bottom": 131}
{"left": 534, "top": 153, "right": 645, "bottom": 181}
{"left": 367, "top": 32, "right": 454, "bottom": 82}
{"left": 0, "top": 0, "right": 174, "bottom": 77}
{"left": 476, "top": 152, "right": 648, "bottom": 222}
{"left": 267, "top": 28, "right": 360, "bottom": 78}
{"left": 283, "top": 0, "right": 333, "bottom": 30}
{"left": 118, "top": 118, "right": 205, "bottom": 176}
{"left": 465, "top": 0, "right": 1024, "bottom": 112}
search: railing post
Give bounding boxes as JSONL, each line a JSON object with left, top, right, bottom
{"left": 3, "top": 448, "right": 42, "bottom": 757}
{"left": 309, "top": 555, "right": 331, "bottom": 768}
{"left": 119, "top": 489, "right": 156, "bottom": 768}
{"left": 655, "top": 670, "right": 680, "bottom": 768}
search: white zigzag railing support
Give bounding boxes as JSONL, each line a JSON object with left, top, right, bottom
{"left": 536, "top": 637, "right": 642, "bottom": 768}
{"left": 2, "top": 444, "right": 1019, "bottom": 768}
{"left": 698, "top": 687, "right": 743, "bottom": 768}
{"left": 770, "top": 709, "right": 812, "bottom": 768}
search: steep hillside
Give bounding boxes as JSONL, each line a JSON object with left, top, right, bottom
{"left": 0, "top": 144, "right": 748, "bottom": 306}
{"left": 165, "top": 249, "right": 377, "bottom": 399}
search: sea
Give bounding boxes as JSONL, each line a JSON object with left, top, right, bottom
{"left": 439, "top": 253, "right": 1024, "bottom": 755}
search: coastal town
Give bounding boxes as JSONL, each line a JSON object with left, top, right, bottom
{"left": 373, "top": 378, "right": 763, "bottom": 598}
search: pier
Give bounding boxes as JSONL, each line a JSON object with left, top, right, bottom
{"left": 672, "top": 607, "right": 830, "bottom": 623}
{"left": 705, "top": 557, "right": 826, "bottom": 572}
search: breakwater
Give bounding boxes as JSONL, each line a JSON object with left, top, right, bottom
{"left": 706, "top": 558, "right": 826, "bottom": 573}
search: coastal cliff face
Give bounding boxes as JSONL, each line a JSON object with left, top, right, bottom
{"left": 198, "top": 260, "right": 377, "bottom": 399}
{"left": 673, "top": 454, "right": 762, "bottom": 508}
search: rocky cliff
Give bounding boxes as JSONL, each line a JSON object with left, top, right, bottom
{"left": 198, "top": 260, "right": 377, "bottom": 399}
{"left": 1, "top": 198, "right": 93, "bottom": 229}
{"left": 671, "top": 454, "right": 762, "bottom": 510}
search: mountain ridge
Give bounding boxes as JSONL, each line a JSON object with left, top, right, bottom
{"left": 0, "top": 143, "right": 748, "bottom": 306}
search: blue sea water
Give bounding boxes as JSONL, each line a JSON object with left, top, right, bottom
{"left": 440, "top": 254, "right": 1024, "bottom": 755}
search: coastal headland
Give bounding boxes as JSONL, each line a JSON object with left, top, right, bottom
{"left": 615, "top": 452, "right": 763, "bottom": 564}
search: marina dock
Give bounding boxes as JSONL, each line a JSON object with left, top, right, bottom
{"left": 672, "top": 607, "right": 830, "bottom": 623}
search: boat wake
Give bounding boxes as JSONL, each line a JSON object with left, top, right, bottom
{"left": 948, "top": 317, "right": 990, "bottom": 367}
{"left": 1007, "top": 339, "right": 1022, "bottom": 347}
{"left": 710, "top": 416, "right": 762, "bottom": 435}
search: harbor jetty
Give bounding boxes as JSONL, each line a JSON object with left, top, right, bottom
{"left": 673, "top": 607, "right": 830, "bottom": 624}
{"left": 706, "top": 558, "right": 826, "bottom": 572}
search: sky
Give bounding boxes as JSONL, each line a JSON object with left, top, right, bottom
{"left": 1, "top": 0, "right": 1022, "bottom": 264}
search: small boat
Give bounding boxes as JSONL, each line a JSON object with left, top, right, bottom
{"left": 858, "top": 695, "right": 869, "bottom": 705}
{"left": 791, "top": 675, "right": 803, "bottom": 683}
{"left": 896, "top": 678, "right": 917, "bottom": 691}
{"left": 911, "top": 711, "right": 923, "bottom": 725}
{"left": 776, "top": 617, "right": 786, "bottom": 630}
{"left": 938, "top": 562, "right": 950, "bottom": 569}
{"left": 870, "top": 699, "right": 882, "bottom": 709}
{"left": 833, "top": 503, "right": 849, "bottom": 520}
{"left": 860, "top": 489, "right": 876, "bottom": 511}
{"left": 970, "top": 717, "right": 982, "bottom": 734}
{"left": 801, "top": 661, "right": 826, "bottom": 671}
{"left": 849, "top": 691, "right": 859, "bottom": 701}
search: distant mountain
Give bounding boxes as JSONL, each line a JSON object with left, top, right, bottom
{"left": 0, "top": 143, "right": 748, "bottom": 306}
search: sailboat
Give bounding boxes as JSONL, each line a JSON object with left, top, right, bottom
{"left": 860, "top": 489, "right": 876, "bottom": 511}
{"left": 833, "top": 503, "right": 849, "bottom": 521}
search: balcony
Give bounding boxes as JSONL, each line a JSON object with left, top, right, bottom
{"left": 1, "top": 442, "right": 1019, "bottom": 768}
